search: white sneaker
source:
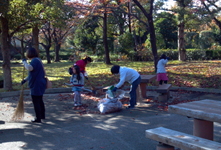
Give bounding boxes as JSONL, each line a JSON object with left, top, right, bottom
{"left": 74, "top": 103, "right": 78, "bottom": 107}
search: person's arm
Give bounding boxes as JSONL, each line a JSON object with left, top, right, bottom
{"left": 23, "top": 59, "right": 33, "bottom": 71}
{"left": 81, "top": 73, "right": 84, "bottom": 86}
{"left": 70, "top": 75, "right": 73, "bottom": 84}
{"left": 115, "top": 71, "right": 126, "bottom": 88}
{"left": 162, "top": 59, "right": 168, "bottom": 65}
{"left": 21, "top": 76, "right": 29, "bottom": 85}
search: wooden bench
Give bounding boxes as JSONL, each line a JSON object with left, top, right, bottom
{"left": 156, "top": 84, "right": 172, "bottom": 102}
{"left": 140, "top": 75, "right": 157, "bottom": 98}
{"left": 146, "top": 127, "right": 221, "bottom": 150}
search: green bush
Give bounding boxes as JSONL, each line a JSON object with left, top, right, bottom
{"left": 212, "top": 50, "right": 221, "bottom": 60}
{"left": 158, "top": 49, "right": 179, "bottom": 60}
{"left": 13, "top": 54, "right": 21, "bottom": 60}
{"left": 199, "top": 30, "right": 215, "bottom": 49}
{"left": 158, "top": 49, "right": 221, "bottom": 61}
{"left": 9, "top": 48, "right": 221, "bottom": 62}
{"left": 205, "top": 49, "right": 221, "bottom": 60}
{"left": 90, "top": 54, "right": 120, "bottom": 62}
{"left": 186, "top": 49, "right": 206, "bottom": 60}
{"left": 206, "top": 50, "right": 213, "bottom": 60}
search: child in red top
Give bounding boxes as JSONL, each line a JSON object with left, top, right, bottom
{"left": 74, "top": 56, "right": 92, "bottom": 79}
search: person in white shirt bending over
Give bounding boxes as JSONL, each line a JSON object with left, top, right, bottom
{"left": 111, "top": 65, "right": 141, "bottom": 109}
{"left": 157, "top": 54, "right": 169, "bottom": 85}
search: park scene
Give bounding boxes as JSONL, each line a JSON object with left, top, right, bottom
{"left": 0, "top": 0, "right": 221, "bottom": 149}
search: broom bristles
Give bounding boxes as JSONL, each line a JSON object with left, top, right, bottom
{"left": 11, "top": 62, "right": 25, "bottom": 121}
{"left": 12, "top": 89, "right": 24, "bottom": 121}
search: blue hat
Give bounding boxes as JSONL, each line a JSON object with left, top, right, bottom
{"left": 111, "top": 65, "right": 120, "bottom": 74}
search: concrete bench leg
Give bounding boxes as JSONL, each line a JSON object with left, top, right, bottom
{"left": 140, "top": 83, "right": 147, "bottom": 98}
{"left": 193, "top": 119, "right": 213, "bottom": 140}
{"left": 158, "top": 93, "right": 167, "bottom": 102}
{"left": 157, "top": 143, "right": 174, "bottom": 150}
{"left": 158, "top": 92, "right": 170, "bottom": 102}
{"left": 167, "top": 91, "right": 170, "bottom": 100}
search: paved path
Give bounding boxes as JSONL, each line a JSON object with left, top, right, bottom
{"left": 0, "top": 87, "right": 221, "bottom": 150}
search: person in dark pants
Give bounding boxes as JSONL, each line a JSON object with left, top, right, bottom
{"left": 21, "top": 48, "right": 46, "bottom": 123}
{"left": 111, "top": 65, "right": 141, "bottom": 109}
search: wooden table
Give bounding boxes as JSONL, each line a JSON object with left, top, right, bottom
{"left": 140, "top": 75, "right": 156, "bottom": 98}
{"left": 168, "top": 99, "right": 221, "bottom": 140}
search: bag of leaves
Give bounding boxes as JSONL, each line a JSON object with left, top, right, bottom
{"left": 97, "top": 89, "right": 125, "bottom": 114}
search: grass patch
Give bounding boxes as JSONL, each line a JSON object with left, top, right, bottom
{"left": 0, "top": 60, "right": 221, "bottom": 92}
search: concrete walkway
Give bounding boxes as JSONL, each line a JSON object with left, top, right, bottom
{"left": 0, "top": 87, "right": 221, "bottom": 150}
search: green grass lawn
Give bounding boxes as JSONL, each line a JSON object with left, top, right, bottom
{"left": 1, "top": 60, "right": 221, "bottom": 92}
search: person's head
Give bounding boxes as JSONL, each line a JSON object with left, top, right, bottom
{"left": 26, "top": 47, "right": 38, "bottom": 59}
{"left": 73, "top": 65, "right": 80, "bottom": 74}
{"left": 73, "top": 65, "right": 81, "bottom": 80}
{"left": 160, "top": 54, "right": 167, "bottom": 60}
{"left": 111, "top": 65, "right": 120, "bottom": 74}
{"left": 83, "top": 56, "right": 92, "bottom": 64}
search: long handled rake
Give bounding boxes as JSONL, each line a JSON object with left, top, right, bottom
{"left": 86, "top": 78, "right": 97, "bottom": 94}
{"left": 12, "top": 66, "right": 25, "bottom": 121}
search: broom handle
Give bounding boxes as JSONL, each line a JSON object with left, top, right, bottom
{"left": 21, "top": 66, "right": 25, "bottom": 91}
{"left": 86, "top": 77, "right": 95, "bottom": 89}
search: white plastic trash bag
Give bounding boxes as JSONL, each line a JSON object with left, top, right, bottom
{"left": 97, "top": 98, "right": 122, "bottom": 114}
{"left": 97, "top": 90, "right": 125, "bottom": 114}
{"left": 106, "top": 89, "right": 125, "bottom": 100}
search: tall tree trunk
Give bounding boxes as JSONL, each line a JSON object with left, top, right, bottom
{"left": 178, "top": 22, "right": 186, "bottom": 61}
{"left": 133, "top": 29, "right": 139, "bottom": 60}
{"left": 139, "top": 27, "right": 142, "bottom": 45}
{"left": 148, "top": 15, "right": 158, "bottom": 71}
{"left": 21, "top": 37, "right": 25, "bottom": 59}
{"left": 177, "top": 0, "right": 187, "bottom": 61}
{"left": 132, "top": 0, "right": 158, "bottom": 72}
{"left": 213, "top": 17, "right": 221, "bottom": 45}
{"left": 213, "top": 17, "right": 221, "bottom": 29}
{"left": 45, "top": 47, "right": 51, "bottom": 64}
{"left": 55, "top": 43, "right": 61, "bottom": 62}
{"left": 40, "top": 43, "right": 51, "bottom": 64}
{"left": 103, "top": 8, "right": 111, "bottom": 64}
{"left": 128, "top": 1, "right": 132, "bottom": 33}
{"left": 92, "top": 47, "right": 96, "bottom": 55}
{"left": 120, "top": 13, "right": 124, "bottom": 35}
{"left": 32, "top": 25, "right": 39, "bottom": 54}
{"left": 1, "top": 17, "right": 12, "bottom": 90}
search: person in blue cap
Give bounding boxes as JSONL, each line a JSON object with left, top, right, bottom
{"left": 111, "top": 65, "right": 141, "bottom": 109}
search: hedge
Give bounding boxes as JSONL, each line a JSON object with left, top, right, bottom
{"left": 157, "top": 49, "right": 221, "bottom": 60}
{"left": 11, "top": 49, "right": 221, "bottom": 61}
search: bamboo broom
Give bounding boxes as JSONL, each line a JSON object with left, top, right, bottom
{"left": 12, "top": 66, "right": 25, "bottom": 121}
